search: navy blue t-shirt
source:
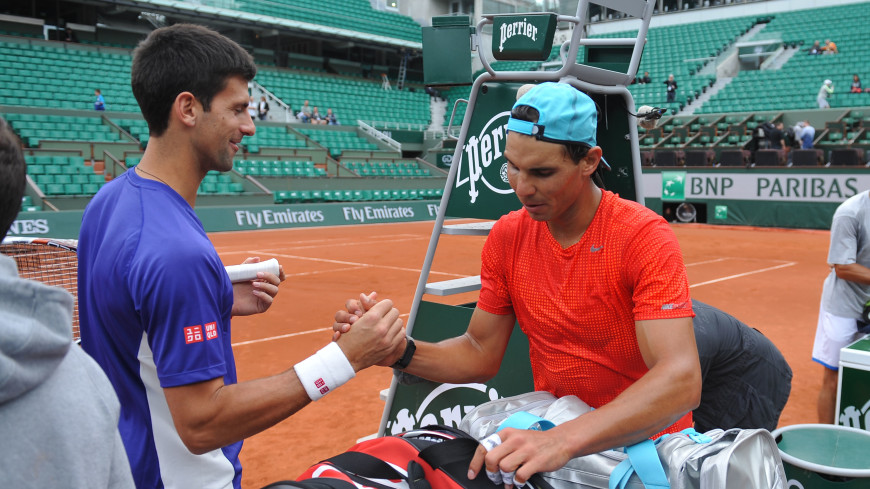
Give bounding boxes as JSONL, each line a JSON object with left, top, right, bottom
{"left": 79, "top": 169, "right": 241, "bottom": 488}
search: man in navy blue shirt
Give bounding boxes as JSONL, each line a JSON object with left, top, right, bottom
{"left": 78, "top": 24, "right": 406, "bottom": 489}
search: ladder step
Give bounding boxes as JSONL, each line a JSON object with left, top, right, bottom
{"left": 425, "top": 275, "right": 481, "bottom": 296}
{"left": 441, "top": 221, "right": 494, "bottom": 236}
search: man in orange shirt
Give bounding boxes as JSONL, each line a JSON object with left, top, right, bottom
{"left": 336, "top": 82, "right": 701, "bottom": 487}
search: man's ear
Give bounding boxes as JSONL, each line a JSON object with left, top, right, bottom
{"left": 582, "top": 146, "right": 604, "bottom": 176}
{"left": 173, "top": 92, "right": 198, "bottom": 128}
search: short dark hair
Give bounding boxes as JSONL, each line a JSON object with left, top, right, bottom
{"left": 0, "top": 118, "right": 26, "bottom": 240}
{"left": 510, "top": 105, "right": 590, "bottom": 164}
{"left": 131, "top": 23, "right": 256, "bottom": 137}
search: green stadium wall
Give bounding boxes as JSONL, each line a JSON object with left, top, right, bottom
{"left": 10, "top": 201, "right": 446, "bottom": 240}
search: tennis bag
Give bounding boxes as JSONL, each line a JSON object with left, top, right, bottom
{"left": 277, "top": 425, "right": 552, "bottom": 489}
{"left": 459, "top": 391, "right": 787, "bottom": 489}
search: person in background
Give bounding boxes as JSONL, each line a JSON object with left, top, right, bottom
{"left": 94, "top": 89, "right": 106, "bottom": 111}
{"left": 297, "top": 100, "right": 312, "bottom": 123}
{"left": 326, "top": 108, "right": 339, "bottom": 125}
{"left": 822, "top": 39, "right": 838, "bottom": 55}
{"left": 258, "top": 95, "right": 270, "bottom": 121}
{"left": 64, "top": 27, "right": 78, "bottom": 43}
{"left": 850, "top": 74, "right": 863, "bottom": 94}
{"left": 0, "top": 116, "right": 135, "bottom": 488}
{"left": 817, "top": 79, "right": 834, "bottom": 108}
{"left": 812, "top": 190, "right": 870, "bottom": 424}
{"left": 664, "top": 74, "right": 678, "bottom": 103}
{"left": 692, "top": 300, "right": 792, "bottom": 432}
{"left": 638, "top": 71, "right": 651, "bottom": 84}
{"left": 801, "top": 121, "right": 816, "bottom": 149}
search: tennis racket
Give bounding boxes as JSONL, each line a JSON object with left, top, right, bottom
{"left": 1, "top": 237, "right": 281, "bottom": 343}
{"left": 0, "top": 237, "right": 80, "bottom": 341}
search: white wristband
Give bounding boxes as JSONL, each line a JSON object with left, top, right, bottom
{"left": 294, "top": 342, "right": 356, "bottom": 401}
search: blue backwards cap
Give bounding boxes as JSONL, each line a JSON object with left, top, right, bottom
{"left": 507, "top": 82, "right": 610, "bottom": 170}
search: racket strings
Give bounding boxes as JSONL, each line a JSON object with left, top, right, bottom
{"left": 0, "top": 242, "right": 80, "bottom": 342}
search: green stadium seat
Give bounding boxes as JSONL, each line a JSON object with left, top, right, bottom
{"left": 45, "top": 183, "right": 65, "bottom": 195}
{"left": 64, "top": 183, "right": 83, "bottom": 195}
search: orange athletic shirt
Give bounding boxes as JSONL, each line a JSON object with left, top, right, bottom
{"left": 478, "top": 190, "right": 694, "bottom": 435}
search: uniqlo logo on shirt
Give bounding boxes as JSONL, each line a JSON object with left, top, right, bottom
{"left": 314, "top": 378, "right": 329, "bottom": 395}
{"left": 184, "top": 325, "right": 203, "bottom": 344}
{"left": 204, "top": 322, "right": 219, "bottom": 340}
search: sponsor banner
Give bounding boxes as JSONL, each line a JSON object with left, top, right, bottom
{"left": 8, "top": 211, "right": 83, "bottom": 240}
{"left": 645, "top": 171, "right": 866, "bottom": 203}
{"left": 12, "top": 202, "right": 444, "bottom": 239}
{"left": 448, "top": 82, "right": 525, "bottom": 220}
{"left": 491, "top": 13, "right": 557, "bottom": 61}
{"left": 209, "top": 202, "right": 441, "bottom": 231}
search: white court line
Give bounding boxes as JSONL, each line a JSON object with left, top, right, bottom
{"left": 214, "top": 234, "right": 424, "bottom": 253}
{"left": 232, "top": 327, "right": 331, "bottom": 346}
{"left": 254, "top": 252, "right": 470, "bottom": 278}
{"left": 685, "top": 257, "right": 793, "bottom": 267}
{"left": 690, "top": 262, "right": 797, "bottom": 288}
{"left": 260, "top": 237, "right": 427, "bottom": 252}
{"left": 285, "top": 266, "right": 367, "bottom": 278}
{"left": 232, "top": 313, "right": 411, "bottom": 347}
{"left": 685, "top": 258, "right": 729, "bottom": 267}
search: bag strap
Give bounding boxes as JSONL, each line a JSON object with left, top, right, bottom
{"left": 609, "top": 439, "right": 669, "bottom": 489}
{"left": 327, "top": 451, "right": 407, "bottom": 480}
{"left": 496, "top": 412, "right": 555, "bottom": 432}
{"left": 261, "top": 479, "right": 360, "bottom": 489}
{"left": 418, "top": 437, "right": 479, "bottom": 469}
{"left": 419, "top": 436, "right": 554, "bottom": 489}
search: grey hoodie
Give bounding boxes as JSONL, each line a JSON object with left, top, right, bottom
{"left": 0, "top": 254, "right": 134, "bottom": 487}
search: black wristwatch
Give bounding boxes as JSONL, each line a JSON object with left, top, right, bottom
{"left": 391, "top": 336, "right": 416, "bottom": 369}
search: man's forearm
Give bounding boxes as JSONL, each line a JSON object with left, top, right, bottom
{"left": 834, "top": 263, "right": 870, "bottom": 285}
{"left": 165, "top": 370, "right": 312, "bottom": 454}
{"left": 401, "top": 334, "right": 502, "bottom": 384}
{"left": 557, "top": 357, "right": 701, "bottom": 457}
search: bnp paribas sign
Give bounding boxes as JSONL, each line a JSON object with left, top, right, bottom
{"left": 492, "top": 13, "right": 557, "bottom": 61}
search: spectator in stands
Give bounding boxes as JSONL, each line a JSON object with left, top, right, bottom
{"left": 767, "top": 122, "right": 785, "bottom": 150}
{"left": 638, "top": 71, "right": 652, "bottom": 84}
{"left": 63, "top": 27, "right": 78, "bottom": 43}
{"left": 808, "top": 40, "right": 822, "bottom": 55}
{"left": 664, "top": 74, "right": 678, "bottom": 103}
{"left": 326, "top": 108, "right": 339, "bottom": 125}
{"left": 800, "top": 121, "right": 816, "bottom": 149}
{"left": 822, "top": 39, "right": 838, "bottom": 55}
{"left": 247, "top": 96, "right": 258, "bottom": 119}
{"left": 258, "top": 96, "right": 270, "bottom": 121}
{"left": 311, "top": 106, "right": 326, "bottom": 125}
{"left": 818, "top": 79, "right": 834, "bottom": 109}
{"left": 94, "top": 89, "right": 106, "bottom": 111}
{"left": 851, "top": 74, "right": 863, "bottom": 93}
{"left": 298, "top": 100, "right": 312, "bottom": 123}
{"left": 0, "top": 116, "right": 135, "bottom": 488}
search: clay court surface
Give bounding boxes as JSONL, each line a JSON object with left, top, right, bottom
{"left": 211, "top": 220, "right": 831, "bottom": 488}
